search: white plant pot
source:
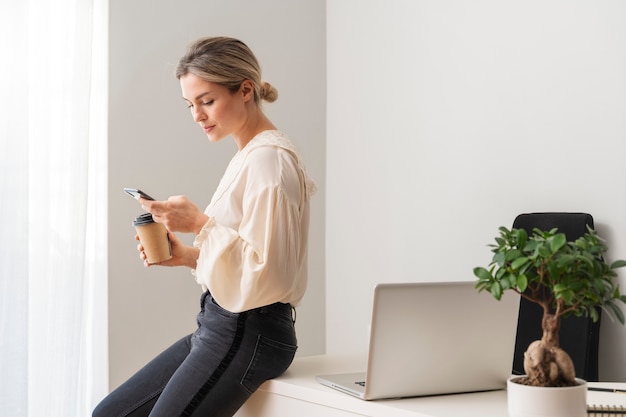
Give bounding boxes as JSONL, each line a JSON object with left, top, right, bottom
{"left": 507, "top": 376, "right": 587, "bottom": 417}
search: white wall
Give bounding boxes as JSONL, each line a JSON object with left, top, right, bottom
{"left": 107, "top": 0, "right": 626, "bottom": 391}
{"left": 108, "top": 1, "right": 326, "bottom": 390}
{"left": 326, "top": 1, "right": 626, "bottom": 381}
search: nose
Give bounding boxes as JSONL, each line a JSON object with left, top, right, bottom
{"left": 192, "top": 106, "right": 207, "bottom": 123}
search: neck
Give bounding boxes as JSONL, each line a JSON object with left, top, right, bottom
{"left": 232, "top": 108, "right": 276, "bottom": 150}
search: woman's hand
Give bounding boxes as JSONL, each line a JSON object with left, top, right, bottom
{"left": 140, "top": 195, "right": 209, "bottom": 234}
{"left": 136, "top": 232, "right": 200, "bottom": 269}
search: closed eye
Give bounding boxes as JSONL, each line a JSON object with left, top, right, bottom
{"left": 186, "top": 100, "right": 214, "bottom": 109}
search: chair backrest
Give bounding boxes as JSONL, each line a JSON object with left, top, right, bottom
{"left": 511, "top": 212, "right": 600, "bottom": 381}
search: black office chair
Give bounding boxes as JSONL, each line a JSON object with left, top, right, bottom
{"left": 511, "top": 212, "right": 601, "bottom": 381}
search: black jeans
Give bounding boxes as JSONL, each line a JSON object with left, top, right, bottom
{"left": 92, "top": 291, "right": 297, "bottom": 417}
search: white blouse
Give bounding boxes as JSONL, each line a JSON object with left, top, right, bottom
{"left": 193, "top": 130, "right": 317, "bottom": 312}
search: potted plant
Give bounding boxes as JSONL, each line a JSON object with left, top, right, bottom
{"left": 473, "top": 226, "right": 626, "bottom": 417}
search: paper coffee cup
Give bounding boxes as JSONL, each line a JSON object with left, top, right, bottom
{"left": 133, "top": 213, "right": 172, "bottom": 263}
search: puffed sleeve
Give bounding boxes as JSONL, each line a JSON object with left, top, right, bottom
{"left": 193, "top": 146, "right": 307, "bottom": 312}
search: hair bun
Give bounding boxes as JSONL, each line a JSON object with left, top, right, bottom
{"left": 260, "top": 81, "right": 278, "bottom": 103}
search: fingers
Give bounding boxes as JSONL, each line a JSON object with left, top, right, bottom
{"left": 140, "top": 199, "right": 167, "bottom": 225}
{"left": 138, "top": 195, "right": 202, "bottom": 233}
{"left": 139, "top": 198, "right": 165, "bottom": 218}
{"left": 138, "top": 197, "right": 152, "bottom": 212}
{"left": 137, "top": 243, "right": 146, "bottom": 260}
{"left": 141, "top": 195, "right": 189, "bottom": 214}
{"left": 135, "top": 237, "right": 149, "bottom": 266}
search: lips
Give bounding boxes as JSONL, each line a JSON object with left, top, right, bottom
{"left": 202, "top": 125, "right": 215, "bottom": 133}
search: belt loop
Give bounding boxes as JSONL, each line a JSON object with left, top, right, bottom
{"left": 291, "top": 306, "right": 297, "bottom": 324}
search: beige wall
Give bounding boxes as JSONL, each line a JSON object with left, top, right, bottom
{"left": 108, "top": 0, "right": 326, "bottom": 390}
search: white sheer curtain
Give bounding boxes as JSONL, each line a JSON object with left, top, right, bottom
{"left": 0, "top": 0, "right": 108, "bottom": 416}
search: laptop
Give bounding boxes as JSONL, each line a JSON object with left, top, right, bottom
{"left": 316, "top": 281, "right": 520, "bottom": 400}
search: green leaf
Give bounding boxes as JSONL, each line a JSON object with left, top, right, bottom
{"left": 516, "top": 229, "right": 527, "bottom": 250}
{"left": 556, "top": 254, "right": 576, "bottom": 268}
{"left": 574, "top": 238, "right": 588, "bottom": 250}
{"left": 605, "top": 300, "right": 626, "bottom": 325}
{"left": 511, "top": 256, "right": 529, "bottom": 270}
{"left": 493, "top": 252, "right": 506, "bottom": 267}
{"left": 473, "top": 267, "right": 492, "bottom": 282}
{"left": 516, "top": 274, "right": 528, "bottom": 292}
{"left": 610, "top": 259, "right": 626, "bottom": 269}
{"left": 490, "top": 281, "right": 503, "bottom": 300}
{"left": 550, "top": 233, "right": 567, "bottom": 254}
{"left": 500, "top": 277, "right": 511, "bottom": 291}
{"left": 495, "top": 267, "right": 507, "bottom": 280}
{"left": 547, "top": 262, "right": 562, "bottom": 280}
{"left": 505, "top": 249, "right": 522, "bottom": 262}
{"left": 524, "top": 239, "right": 539, "bottom": 252}
{"left": 537, "top": 245, "right": 552, "bottom": 258}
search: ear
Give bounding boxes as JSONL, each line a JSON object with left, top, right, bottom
{"left": 239, "top": 80, "right": 255, "bottom": 103}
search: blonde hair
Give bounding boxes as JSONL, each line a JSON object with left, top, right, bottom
{"left": 176, "top": 36, "right": 278, "bottom": 104}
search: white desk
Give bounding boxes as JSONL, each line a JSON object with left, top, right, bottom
{"left": 234, "top": 353, "right": 510, "bottom": 417}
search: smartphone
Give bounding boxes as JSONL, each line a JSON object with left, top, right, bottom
{"left": 124, "top": 188, "right": 155, "bottom": 201}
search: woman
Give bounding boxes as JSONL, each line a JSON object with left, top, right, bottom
{"left": 93, "top": 36, "right": 316, "bottom": 417}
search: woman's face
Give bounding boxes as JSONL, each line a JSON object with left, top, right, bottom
{"left": 180, "top": 73, "right": 248, "bottom": 143}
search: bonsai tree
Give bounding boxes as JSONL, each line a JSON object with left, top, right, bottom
{"left": 474, "top": 226, "right": 626, "bottom": 387}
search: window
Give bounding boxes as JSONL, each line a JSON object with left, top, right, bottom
{"left": 0, "top": 0, "right": 108, "bottom": 415}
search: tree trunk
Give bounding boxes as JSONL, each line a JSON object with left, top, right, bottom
{"left": 521, "top": 313, "right": 577, "bottom": 387}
